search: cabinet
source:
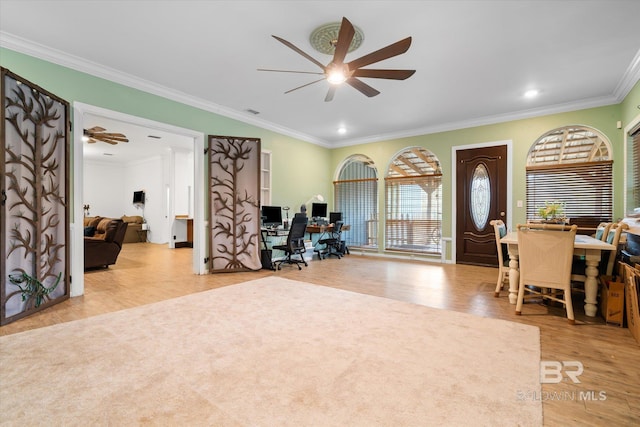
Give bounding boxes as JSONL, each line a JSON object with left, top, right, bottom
{"left": 175, "top": 215, "right": 193, "bottom": 248}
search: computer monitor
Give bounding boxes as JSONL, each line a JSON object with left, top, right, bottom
{"left": 329, "top": 212, "right": 342, "bottom": 224}
{"left": 311, "top": 202, "right": 327, "bottom": 219}
{"left": 261, "top": 206, "right": 282, "bottom": 228}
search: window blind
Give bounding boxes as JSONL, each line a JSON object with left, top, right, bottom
{"left": 526, "top": 161, "right": 613, "bottom": 228}
{"left": 334, "top": 157, "right": 379, "bottom": 249}
{"left": 334, "top": 178, "right": 378, "bottom": 248}
{"left": 384, "top": 174, "right": 442, "bottom": 254}
{"left": 630, "top": 126, "right": 640, "bottom": 213}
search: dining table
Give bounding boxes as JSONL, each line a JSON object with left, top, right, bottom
{"left": 500, "top": 231, "right": 615, "bottom": 317}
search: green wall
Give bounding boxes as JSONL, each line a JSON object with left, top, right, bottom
{"left": 621, "top": 80, "right": 640, "bottom": 126}
{"left": 2, "top": 47, "right": 637, "bottom": 261}
{"left": 330, "top": 104, "right": 626, "bottom": 258}
{"left": 0, "top": 47, "right": 332, "bottom": 216}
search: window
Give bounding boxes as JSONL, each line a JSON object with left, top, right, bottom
{"left": 526, "top": 126, "right": 613, "bottom": 229}
{"left": 334, "top": 155, "right": 378, "bottom": 249}
{"left": 260, "top": 150, "right": 272, "bottom": 206}
{"left": 385, "top": 147, "right": 442, "bottom": 254}
{"left": 626, "top": 121, "right": 640, "bottom": 216}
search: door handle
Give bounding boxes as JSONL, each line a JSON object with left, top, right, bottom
{"left": 500, "top": 211, "right": 505, "bottom": 217}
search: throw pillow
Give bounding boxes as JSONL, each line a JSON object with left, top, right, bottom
{"left": 83, "top": 226, "right": 96, "bottom": 237}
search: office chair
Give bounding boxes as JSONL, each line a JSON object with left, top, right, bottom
{"left": 315, "top": 221, "right": 344, "bottom": 260}
{"left": 272, "top": 215, "right": 308, "bottom": 270}
{"left": 515, "top": 223, "right": 577, "bottom": 324}
{"left": 490, "top": 219, "right": 510, "bottom": 297}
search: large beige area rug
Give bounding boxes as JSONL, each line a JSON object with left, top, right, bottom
{"left": 1, "top": 277, "right": 542, "bottom": 426}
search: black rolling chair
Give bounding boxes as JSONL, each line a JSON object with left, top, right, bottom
{"left": 315, "top": 220, "right": 344, "bottom": 260}
{"left": 272, "top": 215, "right": 308, "bottom": 270}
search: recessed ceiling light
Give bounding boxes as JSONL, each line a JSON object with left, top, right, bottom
{"left": 338, "top": 127, "right": 347, "bottom": 135}
{"left": 524, "top": 89, "right": 540, "bottom": 98}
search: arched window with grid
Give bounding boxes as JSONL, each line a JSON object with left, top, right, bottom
{"left": 385, "top": 147, "right": 442, "bottom": 255}
{"left": 334, "top": 155, "right": 379, "bottom": 249}
{"left": 526, "top": 126, "right": 613, "bottom": 230}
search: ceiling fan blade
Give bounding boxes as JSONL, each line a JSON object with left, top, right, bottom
{"left": 257, "top": 68, "right": 324, "bottom": 75}
{"left": 332, "top": 17, "right": 355, "bottom": 65}
{"left": 272, "top": 35, "right": 326, "bottom": 71}
{"left": 324, "top": 86, "right": 336, "bottom": 102}
{"left": 98, "top": 132, "right": 128, "bottom": 138}
{"left": 86, "top": 126, "right": 106, "bottom": 133}
{"left": 284, "top": 78, "right": 326, "bottom": 94}
{"left": 346, "top": 77, "right": 380, "bottom": 97}
{"left": 352, "top": 69, "right": 416, "bottom": 80}
{"left": 347, "top": 37, "right": 413, "bottom": 70}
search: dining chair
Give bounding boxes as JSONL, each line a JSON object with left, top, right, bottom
{"left": 490, "top": 219, "right": 510, "bottom": 297}
{"left": 515, "top": 223, "right": 578, "bottom": 324}
{"left": 593, "top": 222, "right": 612, "bottom": 242}
{"left": 571, "top": 222, "right": 628, "bottom": 284}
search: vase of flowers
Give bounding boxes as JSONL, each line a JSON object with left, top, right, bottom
{"left": 537, "top": 201, "right": 567, "bottom": 223}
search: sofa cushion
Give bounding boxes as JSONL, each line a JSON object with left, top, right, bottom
{"left": 84, "top": 216, "right": 102, "bottom": 228}
{"left": 122, "top": 215, "right": 143, "bottom": 224}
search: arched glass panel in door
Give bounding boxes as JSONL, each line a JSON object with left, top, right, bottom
{"left": 470, "top": 163, "right": 491, "bottom": 230}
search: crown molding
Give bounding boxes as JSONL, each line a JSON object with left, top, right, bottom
{"left": 332, "top": 95, "right": 620, "bottom": 148}
{"left": 0, "top": 31, "right": 329, "bottom": 147}
{"left": 614, "top": 48, "right": 640, "bottom": 101}
{"left": 2, "top": 31, "right": 637, "bottom": 150}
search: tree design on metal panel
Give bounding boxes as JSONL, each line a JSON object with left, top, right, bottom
{"left": 209, "top": 136, "right": 261, "bottom": 271}
{"left": 2, "top": 69, "right": 69, "bottom": 324}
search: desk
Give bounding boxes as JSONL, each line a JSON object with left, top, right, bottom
{"left": 306, "top": 224, "right": 350, "bottom": 240}
{"left": 500, "top": 232, "right": 615, "bottom": 317}
{"left": 260, "top": 228, "right": 289, "bottom": 270}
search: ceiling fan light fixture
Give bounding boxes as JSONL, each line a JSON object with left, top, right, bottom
{"left": 327, "top": 69, "right": 347, "bottom": 85}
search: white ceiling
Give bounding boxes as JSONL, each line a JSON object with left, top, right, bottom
{"left": 83, "top": 114, "right": 194, "bottom": 164}
{"left": 1, "top": 0, "right": 640, "bottom": 149}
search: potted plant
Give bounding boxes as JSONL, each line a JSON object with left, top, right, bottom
{"left": 537, "top": 201, "right": 567, "bottom": 223}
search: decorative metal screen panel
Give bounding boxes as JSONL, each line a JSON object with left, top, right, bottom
{"left": 208, "top": 135, "right": 261, "bottom": 272}
{"left": 1, "top": 67, "right": 70, "bottom": 325}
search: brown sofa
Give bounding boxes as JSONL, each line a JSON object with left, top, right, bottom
{"left": 121, "top": 215, "right": 144, "bottom": 243}
{"left": 83, "top": 217, "right": 128, "bottom": 270}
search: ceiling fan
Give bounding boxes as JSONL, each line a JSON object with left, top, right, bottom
{"left": 258, "top": 17, "right": 415, "bottom": 102}
{"left": 83, "top": 126, "right": 129, "bottom": 145}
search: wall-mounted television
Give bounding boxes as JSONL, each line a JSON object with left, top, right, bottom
{"left": 311, "top": 202, "right": 328, "bottom": 219}
{"left": 133, "top": 190, "right": 145, "bottom": 204}
{"left": 261, "top": 205, "right": 282, "bottom": 228}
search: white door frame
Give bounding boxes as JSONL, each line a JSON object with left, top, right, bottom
{"left": 71, "top": 103, "right": 207, "bottom": 296}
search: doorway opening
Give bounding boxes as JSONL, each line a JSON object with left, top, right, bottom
{"left": 72, "top": 103, "right": 206, "bottom": 296}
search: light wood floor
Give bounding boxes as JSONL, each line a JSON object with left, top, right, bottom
{"left": 2, "top": 243, "right": 638, "bottom": 425}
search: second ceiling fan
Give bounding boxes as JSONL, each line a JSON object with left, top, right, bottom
{"left": 259, "top": 17, "right": 415, "bottom": 102}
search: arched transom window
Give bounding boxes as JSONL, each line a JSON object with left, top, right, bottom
{"left": 526, "top": 126, "right": 613, "bottom": 230}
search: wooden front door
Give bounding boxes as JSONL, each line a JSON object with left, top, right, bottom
{"left": 456, "top": 145, "right": 507, "bottom": 266}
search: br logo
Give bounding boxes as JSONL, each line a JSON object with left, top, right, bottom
{"left": 540, "top": 361, "right": 584, "bottom": 383}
